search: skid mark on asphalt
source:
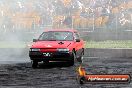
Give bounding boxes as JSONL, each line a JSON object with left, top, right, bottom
{"left": 0, "top": 57, "right": 132, "bottom": 88}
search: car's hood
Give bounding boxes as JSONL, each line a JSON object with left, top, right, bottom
{"left": 31, "top": 41, "right": 73, "bottom": 48}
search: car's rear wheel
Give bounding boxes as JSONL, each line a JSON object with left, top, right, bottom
{"left": 77, "top": 53, "right": 83, "bottom": 63}
{"left": 32, "top": 61, "right": 38, "bottom": 68}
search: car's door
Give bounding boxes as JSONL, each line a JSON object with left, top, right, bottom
{"left": 74, "top": 32, "right": 84, "bottom": 58}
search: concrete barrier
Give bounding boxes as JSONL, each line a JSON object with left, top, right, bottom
{"left": 84, "top": 48, "right": 132, "bottom": 58}
{"left": 0, "top": 48, "right": 132, "bottom": 59}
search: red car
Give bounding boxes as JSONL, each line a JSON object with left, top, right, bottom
{"left": 29, "top": 29, "right": 85, "bottom": 68}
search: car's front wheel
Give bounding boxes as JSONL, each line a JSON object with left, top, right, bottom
{"left": 32, "top": 61, "right": 38, "bottom": 68}
{"left": 69, "top": 51, "right": 76, "bottom": 66}
{"left": 43, "top": 61, "right": 49, "bottom": 64}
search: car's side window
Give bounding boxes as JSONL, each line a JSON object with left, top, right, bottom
{"left": 74, "top": 32, "right": 80, "bottom": 39}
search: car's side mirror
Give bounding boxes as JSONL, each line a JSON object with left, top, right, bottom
{"left": 33, "top": 39, "right": 38, "bottom": 42}
{"left": 75, "top": 39, "right": 80, "bottom": 42}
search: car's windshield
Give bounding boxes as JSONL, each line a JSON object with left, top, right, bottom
{"left": 38, "top": 31, "right": 73, "bottom": 41}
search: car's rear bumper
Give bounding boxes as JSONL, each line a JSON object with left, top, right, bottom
{"left": 29, "top": 51, "right": 72, "bottom": 61}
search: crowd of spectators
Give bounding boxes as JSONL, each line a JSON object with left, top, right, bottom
{"left": 0, "top": 0, "right": 131, "bottom": 32}
{"left": 51, "top": 0, "right": 132, "bottom": 29}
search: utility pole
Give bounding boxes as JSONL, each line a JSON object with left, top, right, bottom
{"left": 115, "top": 14, "right": 118, "bottom": 40}
{"left": 131, "top": 14, "right": 132, "bottom": 24}
{"left": 72, "top": 16, "right": 73, "bottom": 29}
{"left": 92, "top": 9, "right": 95, "bottom": 32}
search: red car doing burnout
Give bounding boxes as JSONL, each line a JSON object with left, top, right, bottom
{"left": 29, "top": 29, "right": 85, "bottom": 68}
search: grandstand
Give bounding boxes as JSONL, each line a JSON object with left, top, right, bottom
{"left": 0, "top": 0, "right": 131, "bottom": 31}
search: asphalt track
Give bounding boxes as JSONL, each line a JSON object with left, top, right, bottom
{"left": 0, "top": 48, "right": 132, "bottom": 88}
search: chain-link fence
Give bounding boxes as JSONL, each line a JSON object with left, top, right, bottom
{"left": 0, "top": 0, "right": 131, "bottom": 48}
